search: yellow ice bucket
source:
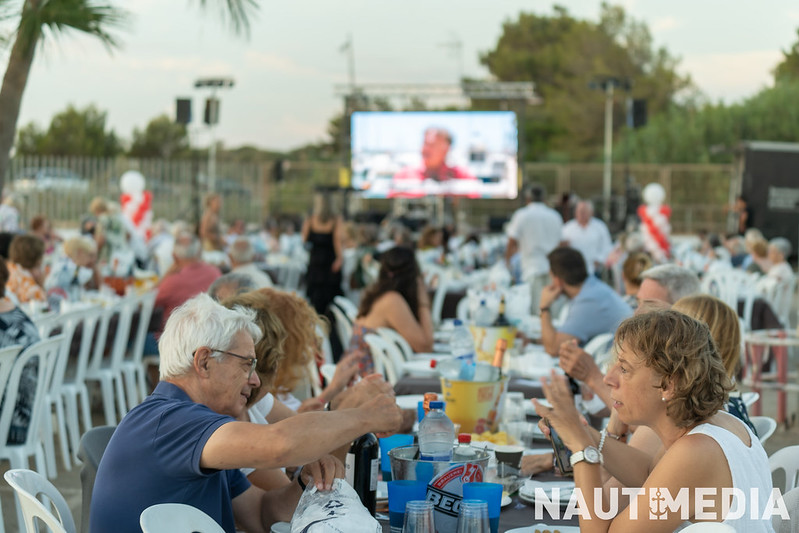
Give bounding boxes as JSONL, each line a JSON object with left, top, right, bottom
{"left": 439, "top": 376, "right": 508, "bottom": 434}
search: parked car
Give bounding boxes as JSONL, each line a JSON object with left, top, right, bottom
{"left": 13, "top": 167, "right": 89, "bottom": 193}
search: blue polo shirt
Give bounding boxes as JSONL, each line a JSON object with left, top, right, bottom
{"left": 90, "top": 382, "right": 251, "bottom": 533}
{"left": 559, "top": 277, "right": 633, "bottom": 344}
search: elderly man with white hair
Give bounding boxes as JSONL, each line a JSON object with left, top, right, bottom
{"left": 90, "top": 293, "right": 403, "bottom": 533}
{"left": 229, "top": 237, "right": 274, "bottom": 289}
{"left": 766, "top": 237, "right": 794, "bottom": 283}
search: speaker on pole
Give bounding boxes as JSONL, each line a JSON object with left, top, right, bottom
{"left": 204, "top": 98, "right": 220, "bottom": 125}
{"left": 176, "top": 98, "right": 192, "bottom": 124}
{"left": 632, "top": 99, "right": 647, "bottom": 128}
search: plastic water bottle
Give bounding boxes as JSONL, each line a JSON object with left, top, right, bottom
{"left": 450, "top": 319, "right": 476, "bottom": 379}
{"left": 418, "top": 401, "right": 455, "bottom": 461}
{"left": 474, "top": 299, "right": 494, "bottom": 327}
{"left": 452, "top": 433, "right": 477, "bottom": 462}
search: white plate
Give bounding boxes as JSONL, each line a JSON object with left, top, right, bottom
{"left": 505, "top": 525, "right": 579, "bottom": 533}
{"left": 395, "top": 394, "right": 425, "bottom": 410}
{"left": 400, "top": 360, "right": 440, "bottom": 377}
{"left": 518, "top": 479, "right": 575, "bottom": 507}
{"left": 501, "top": 494, "right": 512, "bottom": 507}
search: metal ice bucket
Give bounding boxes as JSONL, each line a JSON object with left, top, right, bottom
{"left": 388, "top": 445, "right": 490, "bottom": 483}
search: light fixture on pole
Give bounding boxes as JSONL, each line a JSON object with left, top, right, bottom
{"left": 194, "top": 77, "right": 235, "bottom": 192}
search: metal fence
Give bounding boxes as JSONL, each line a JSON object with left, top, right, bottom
{"left": 5, "top": 156, "right": 735, "bottom": 235}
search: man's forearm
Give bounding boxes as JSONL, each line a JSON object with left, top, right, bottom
{"left": 539, "top": 311, "right": 559, "bottom": 356}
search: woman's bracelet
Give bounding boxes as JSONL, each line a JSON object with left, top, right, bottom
{"left": 604, "top": 427, "right": 627, "bottom": 440}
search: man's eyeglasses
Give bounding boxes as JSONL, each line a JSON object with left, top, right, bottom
{"left": 194, "top": 348, "right": 257, "bottom": 378}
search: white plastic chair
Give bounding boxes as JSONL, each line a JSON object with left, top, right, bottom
{"left": 772, "top": 486, "right": 799, "bottom": 533}
{"left": 320, "top": 364, "right": 336, "bottom": 385}
{"left": 4, "top": 468, "right": 76, "bottom": 533}
{"left": 679, "top": 522, "right": 736, "bottom": 532}
{"left": 121, "top": 290, "right": 158, "bottom": 410}
{"left": 376, "top": 327, "right": 413, "bottom": 362}
{"left": 140, "top": 503, "right": 225, "bottom": 533}
{"left": 741, "top": 391, "right": 760, "bottom": 408}
{"left": 60, "top": 303, "right": 103, "bottom": 464}
{"left": 0, "top": 337, "right": 62, "bottom": 529}
{"left": 329, "top": 304, "right": 353, "bottom": 348}
{"left": 333, "top": 295, "right": 358, "bottom": 322}
{"left": 85, "top": 295, "right": 137, "bottom": 425}
{"left": 700, "top": 269, "right": 757, "bottom": 315}
{"left": 363, "top": 333, "right": 399, "bottom": 385}
{"left": 750, "top": 415, "right": 777, "bottom": 444}
{"left": 770, "top": 445, "right": 799, "bottom": 493}
{"left": 36, "top": 310, "right": 84, "bottom": 477}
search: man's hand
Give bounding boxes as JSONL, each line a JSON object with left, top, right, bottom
{"left": 539, "top": 282, "right": 562, "bottom": 310}
{"left": 521, "top": 453, "right": 554, "bottom": 477}
{"left": 301, "top": 454, "right": 345, "bottom": 492}
{"left": 297, "top": 398, "right": 325, "bottom": 413}
{"left": 358, "top": 385, "right": 403, "bottom": 436}
{"left": 558, "top": 339, "right": 601, "bottom": 383}
{"left": 331, "top": 374, "right": 393, "bottom": 411}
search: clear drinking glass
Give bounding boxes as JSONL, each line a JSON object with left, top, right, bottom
{"left": 402, "top": 500, "right": 435, "bottom": 533}
{"left": 456, "top": 499, "right": 490, "bottom": 533}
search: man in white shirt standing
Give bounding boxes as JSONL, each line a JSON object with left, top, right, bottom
{"left": 561, "top": 200, "right": 613, "bottom": 276}
{"left": 505, "top": 184, "right": 564, "bottom": 314}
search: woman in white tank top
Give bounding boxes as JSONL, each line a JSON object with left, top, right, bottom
{"left": 535, "top": 310, "right": 780, "bottom": 532}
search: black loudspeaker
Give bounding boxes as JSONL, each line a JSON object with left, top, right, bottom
{"left": 204, "top": 98, "right": 220, "bottom": 125}
{"left": 632, "top": 99, "right": 647, "bottom": 128}
{"left": 273, "top": 159, "right": 285, "bottom": 182}
{"left": 176, "top": 98, "right": 192, "bottom": 124}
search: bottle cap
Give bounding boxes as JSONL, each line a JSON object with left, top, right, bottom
{"left": 457, "top": 433, "right": 471, "bottom": 444}
{"left": 429, "top": 401, "right": 445, "bottom": 410}
{"left": 453, "top": 319, "right": 462, "bottom": 326}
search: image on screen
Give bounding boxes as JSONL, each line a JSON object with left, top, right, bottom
{"left": 351, "top": 111, "right": 518, "bottom": 199}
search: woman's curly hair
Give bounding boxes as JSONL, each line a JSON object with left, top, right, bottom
{"left": 614, "top": 310, "right": 733, "bottom": 428}
{"left": 224, "top": 288, "right": 326, "bottom": 402}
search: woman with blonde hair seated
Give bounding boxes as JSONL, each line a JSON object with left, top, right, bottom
{"left": 537, "top": 310, "right": 775, "bottom": 532}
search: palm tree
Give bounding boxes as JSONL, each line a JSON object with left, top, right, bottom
{"left": 0, "top": 0, "right": 259, "bottom": 192}
{"left": 0, "top": 0, "right": 126, "bottom": 192}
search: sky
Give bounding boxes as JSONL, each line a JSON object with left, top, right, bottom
{"left": 4, "top": 0, "right": 799, "bottom": 152}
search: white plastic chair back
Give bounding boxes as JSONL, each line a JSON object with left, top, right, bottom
{"left": 679, "top": 522, "right": 736, "bottom": 532}
{"left": 741, "top": 391, "right": 760, "bottom": 408}
{"left": 770, "top": 445, "right": 799, "bottom": 493}
{"left": 363, "top": 333, "right": 398, "bottom": 385}
{"left": 700, "top": 269, "right": 756, "bottom": 312}
{"left": 583, "top": 332, "right": 616, "bottom": 373}
{"left": 320, "top": 364, "right": 337, "bottom": 385}
{"left": 140, "top": 503, "right": 225, "bottom": 533}
{"left": 376, "top": 327, "right": 413, "bottom": 362}
{"left": 316, "top": 324, "right": 334, "bottom": 366}
{"left": 333, "top": 295, "right": 358, "bottom": 322}
{"left": 750, "top": 416, "right": 777, "bottom": 444}
{"left": 455, "top": 297, "right": 470, "bottom": 322}
{"left": 4, "top": 468, "right": 76, "bottom": 533}
{"left": 772, "top": 486, "right": 799, "bottom": 533}
{"left": 123, "top": 289, "right": 158, "bottom": 406}
{"left": 329, "top": 304, "right": 353, "bottom": 348}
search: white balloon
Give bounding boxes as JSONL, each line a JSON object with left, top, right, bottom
{"left": 120, "top": 170, "right": 146, "bottom": 195}
{"left": 642, "top": 183, "right": 665, "bottom": 207}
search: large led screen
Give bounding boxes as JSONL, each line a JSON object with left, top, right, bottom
{"left": 351, "top": 111, "right": 518, "bottom": 199}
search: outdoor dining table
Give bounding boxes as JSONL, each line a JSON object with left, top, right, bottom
{"left": 743, "top": 328, "right": 799, "bottom": 424}
{"left": 394, "top": 376, "right": 545, "bottom": 399}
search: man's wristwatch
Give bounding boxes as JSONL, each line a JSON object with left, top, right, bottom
{"left": 570, "top": 445, "right": 601, "bottom": 467}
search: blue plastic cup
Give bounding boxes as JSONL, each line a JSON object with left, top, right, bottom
{"left": 388, "top": 481, "right": 428, "bottom": 533}
{"left": 379, "top": 434, "right": 414, "bottom": 481}
{"left": 463, "top": 482, "right": 503, "bottom": 533}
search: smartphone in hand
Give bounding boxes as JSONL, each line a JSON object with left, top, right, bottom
{"left": 545, "top": 419, "right": 573, "bottom": 477}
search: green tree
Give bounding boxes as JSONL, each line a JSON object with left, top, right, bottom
{"left": 480, "top": 3, "right": 692, "bottom": 162}
{"left": 129, "top": 114, "right": 189, "bottom": 159}
{"left": 16, "top": 104, "right": 122, "bottom": 157}
{"left": 774, "top": 28, "right": 799, "bottom": 83}
{"left": 0, "top": 0, "right": 127, "bottom": 190}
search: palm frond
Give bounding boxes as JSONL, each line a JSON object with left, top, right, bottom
{"left": 196, "top": 0, "right": 259, "bottom": 38}
{"left": 37, "top": 0, "right": 128, "bottom": 50}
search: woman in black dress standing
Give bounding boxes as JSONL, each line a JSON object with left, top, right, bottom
{"left": 302, "top": 192, "right": 343, "bottom": 316}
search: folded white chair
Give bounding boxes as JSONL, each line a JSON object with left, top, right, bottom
{"left": 4, "top": 468, "right": 76, "bottom": 533}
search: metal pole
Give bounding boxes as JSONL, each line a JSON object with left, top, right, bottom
{"left": 348, "top": 33, "right": 356, "bottom": 90}
{"left": 208, "top": 87, "right": 217, "bottom": 192}
{"left": 602, "top": 82, "right": 614, "bottom": 222}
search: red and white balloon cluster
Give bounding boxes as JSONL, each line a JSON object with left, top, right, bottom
{"left": 119, "top": 170, "right": 152, "bottom": 241}
{"left": 637, "top": 183, "right": 671, "bottom": 263}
